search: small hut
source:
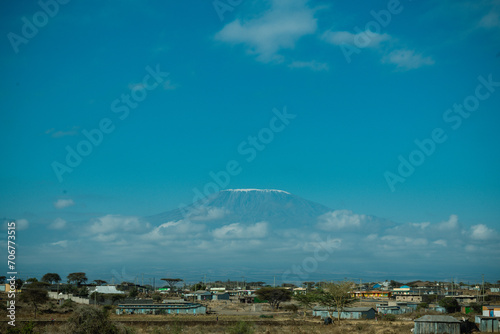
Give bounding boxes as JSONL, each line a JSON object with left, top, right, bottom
{"left": 413, "top": 315, "right": 460, "bottom": 334}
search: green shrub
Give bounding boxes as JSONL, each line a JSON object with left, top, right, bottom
{"left": 228, "top": 321, "right": 254, "bottom": 334}
{"left": 381, "top": 314, "right": 396, "bottom": 322}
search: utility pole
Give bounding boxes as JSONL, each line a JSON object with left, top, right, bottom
{"left": 482, "top": 274, "right": 485, "bottom": 302}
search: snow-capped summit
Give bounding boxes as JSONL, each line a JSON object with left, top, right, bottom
{"left": 224, "top": 189, "right": 291, "bottom": 195}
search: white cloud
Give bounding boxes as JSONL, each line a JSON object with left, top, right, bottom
{"left": 383, "top": 49, "right": 435, "bottom": 70}
{"left": 49, "top": 218, "right": 67, "bottom": 230}
{"left": 470, "top": 224, "right": 497, "bottom": 240}
{"left": 288, "top": 60, "right": 329, "bottom": 71}
{"left": 141, "top": 220, "right": 205, "bottom": 241}
{"left": 479, "top": 11, "right": 500, "bottom": 28}
{"left": 51, "top": 240, "right": 68, "bottom": 247}
{"left": 54, "top": 199, "right": 75, "bottom": 209}
{"left": 190, "top": 207, "right": 229, "bottom": 221}
{"left": 16, "top": 219, "right": 29, "bottom": 230}
{"left": 212, "top": 222, "right": 268, "bottom": 239}
{"left": 89, "top": 215, "right": 148, "bottom": 235}
{"left": 322, "top": 30, "right": 390, "bottom": 48}
{"left": 317, "top": 210, "right": 365, "bottom": 230}
{"left": 433, "top": 239, "right": 448, "bottom": 247}
{"left": 46, "top": 126, "right": 79, "bottom": 138}
{"left": 214, "top": 0, "right": 317, "bottom": 62}
{"left": 437, "top": 214, "right": 459, "bottom": 230}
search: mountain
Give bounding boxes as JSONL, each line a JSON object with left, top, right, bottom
{"left": 147, "top": 189, "right": 333, "bottom": 228}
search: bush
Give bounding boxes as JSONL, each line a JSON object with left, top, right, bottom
{"left": 61, "top": 299, "right": 75, "bottom": 309}
{"left": 380, "top": 314, "right": 396, "bottom": 322}
{"left": 259, "top": 314, "right": 273, "bottom": 318}
{"left": 6, "top": 321, "right": 35, "bottom": 334}
{"left": 65, "top": 305, "right": 120, "bottom": 334}
{"left": 228, "top": 321, "right": 254, "bottom": 334}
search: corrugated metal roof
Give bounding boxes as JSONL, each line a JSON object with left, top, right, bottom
{"left": 414, "top": 315, "right": 460, "bottom": 323}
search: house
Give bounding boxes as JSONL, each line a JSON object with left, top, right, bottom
{"left": 116, "top": 302, "right": 206, "bottom": 315}
{"left": 331, "top": 307, "right": 376, "bottom": 320}
{"left": 395, "top": 294, "right": 423, "bottom": 302}
{"left": 90, "top": 286, "right": 125, "bottom": 294}
{"left": 455, "top": 295, "right": 477, "bottom": 304}
{"left": 312, "top": 307, "right": 377, "bottom": 320}
{"left": 413, "top": 315, "right": 460, "bottom": 334}
{"left": 483, "top": 305, "right": 500, "bottom": 317}
{"left": 490, "top": 288, "right": 500, "bottom": 293}
{"left": 212, "top": 292, "right": 230, "bottom": 301}
{"left": 376, "top": 304, "right": 413, "bottom": 315}
{"left": 475, "top": 316, "right": 500, "bottom": 332}
{"left": 351, "top": 290, "right": 391, "bottom": 299}
{"left": 293, "top": 287, "right": 307, "bottom": 295}
{"left": 393, "top": 285, "right": 411, "bottom": 293}
{"left": 239, "top": 295, "right": 256, "bottom": 304}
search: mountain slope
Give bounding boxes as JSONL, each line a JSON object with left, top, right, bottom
{"left": 147, "top": 189, "right": 332, "bottom": 228}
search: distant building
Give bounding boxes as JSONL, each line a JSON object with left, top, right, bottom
{"left": 395, "top": 294, "right": 423, "bottom": 303}
{"left": 90, "top": 286, "right": 125, "bottom": 294}
{"left": 483, "top": 305, "right": 500, "bottom": 317}
{"left": 313, "top": 307, "right": 376, "bottom": 320}
{"left": 116, "top": 302, "right": 206, "bottom": 315}
{"left": 212, "top": 292, "right": 230, "bottom": 301}
{"left": 413, "top": 315, "right": 460, "bottom": 334}
{"left": 351, "top": 290, "right": 391, "bottom": 299}
{"left": 475, "top": 315, "right": 500, "bottom": 332}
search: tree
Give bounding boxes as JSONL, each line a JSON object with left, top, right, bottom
{"left": 294, "top": 291, "right": 319, "bottom": 318}
{"left": 192, "top": 282, "right": 206, "bottom": 291}
{"left": 129, "top": 286, "right": 138, "bottom": 298}
{"left": 439, "top": 297, "right": 460, "bottom": 313}
{"left": 161, "top": 278, "right": 183, "bottom": 293}
{"left": 41, "top": 273, "right": 61, "bottom": 284}
{"left": 248, "top": 281, "right": 266, "bottom": 287}
{"left": 26, "top": 277, "right": 38, "bottom": 283}
{"left": 19, "top": 282, "right": 49, "bottom": 319}
{"left": 302, "top": 282, "right": 316, "bottom": 290}
{"left": 65, "top": 305, "right": 120, "bottom": 334}
{"left": 152, "top": 293, "right": 162, "bottom": 302}
{"left": 94, "top": 279, "right": 107, "bottom": 286}
{"left": 0, "top": 276, "right": 6, "bottom": 284}
{"left": 255, "top": 287, "right": 292, "bottom": 310}
{"left": 317, "top": 281, "right": 356, "bottom": 322}
{"left": 67, "top": 272, "right": 87, "bottom": 286}
{"left": 389, "top": 280, "right": 402, "bottom": 288}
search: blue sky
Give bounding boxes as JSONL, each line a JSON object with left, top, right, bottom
{"left": 1, "top": 0, "right": 499, "bottom": 283}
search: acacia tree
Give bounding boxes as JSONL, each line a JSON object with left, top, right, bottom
{"left": 67, "top": 272, "right": 88, "bottom": 286}
{"left": 93, "top": 279, "right": 107, "bottom": 286}
{"left": 318, "top": 281, "right": 356, "bottom": 322}
{"left": 20, "top": 282, "right": 49, "bottom": 319}
{"left": 255, "top": 287, "right": 292, "bottom": 311}
{"left": 42, "top": 273, "right": 62, "bottom": 284}
{"left": 294, "top": 291, "right": 319, "bottom": 318}
{"left": 161, "top": 278, "right": 183, "bottom": 294}
{"left": 439, "top": 297, "right": 460, "bottom": 313}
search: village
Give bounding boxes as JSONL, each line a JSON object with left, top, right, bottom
{"left": 1, "top": 274, "right": 500, "bottom": 333}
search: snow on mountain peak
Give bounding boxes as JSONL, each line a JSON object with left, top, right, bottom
{"left": 224, "top": 189, "right": 291, "bottom": 195}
